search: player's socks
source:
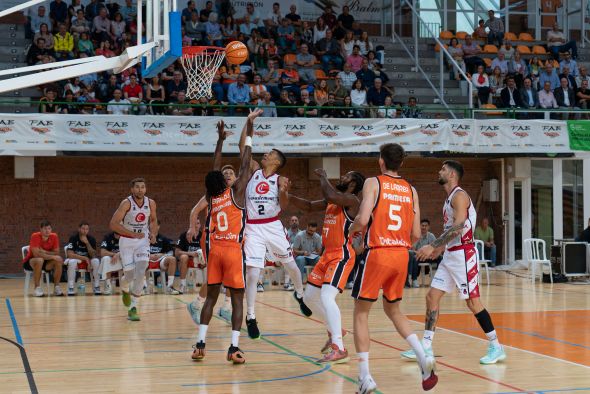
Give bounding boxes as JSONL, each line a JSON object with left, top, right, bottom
{"left": 357, "top": 352, "right": 370, "bottom": 379}
{"left": 167, "top": 275, "right": 175, "bottom": 288}
{"left": 422, "top": 330, "right": 435, "bottom": 349}
{"left": 303, "top": 285, "right": 326, "bottom": 321}
{"left": 474, "top": 309, "right": 500, "bottom": 347}
{"left": 485, "top": 330, "right": 500, "bottom": 348}
{"left": 282, "top": 259, "right": 304, "bottom": 296}
{"left": 181, "top": 279, "right": 187, "bottom": 287}
{"left": 129, "top": 296, "right": 137, "bottom": 311}
{"left": 406, "top": 334, "right": 428, "bottom": 377}
{"left": 198, "top": 324, "right": 208, "bottom": 342}
{"left": 321, "top": 286, "right": 344, "bottom": 350}
{"left": 231, "top": 330, "right": 240, "bottom": 347}
{"left": 246, "top": 267, "right": 260, "bottom": 319}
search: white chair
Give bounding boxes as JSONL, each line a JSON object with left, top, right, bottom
{"left": 474, "top": 240, "right": 490, "bottom": 284}
{"left": 22, "top": 246, "right": 51, "bottom": 296}
{"left": 64, "top": 246, "right": 88, "bottom": 294}
{"left": 523, "top": 238, "right": 553, "bottom": 284}
{"left": 418, "top": 262, "right": 432, "bottom": 286}
{"left": 187, "top": 249, "right": 206, "bottom": 290}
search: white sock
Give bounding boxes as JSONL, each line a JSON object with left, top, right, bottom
{"left": 67, "top": 261, "right": 77, "bottom": 288}
{"left": 486, "top": 330, "right": 501, "bottom": 348}
{"left": 246, "top": 267, "right": 260, "bottom": 319}
{"left": 181, "top": 278, "right": 187, "bottom": 287}
{"left": 129, "top": 296, "right": 137, "bottom": 310}
{"left": 321, "top": 285, "right": 344, "bottom": 350}
{"left": 303, "top": 285, "right": 327, "bottom": 322}
{"left": 358, "top": 352, "right": 370, "bottom": 379}
{"left": 231, "top": 330, "right": 240, "bottom": 347}
{"left": 223, "top": 295, "right": 231, "bottom": 309}
{"left": 167, "top": 275, "right": 175, "bottom": 288}
{"left": 283, "top": 258, "right": 304, "bottom": 296}
{"left": 406, "top": 333, "right": 430, "bottom": 379}
{"left": 198, "top": 324, "right": 208, "bottom": 342}
{"left": 422, "top": 330, "right": 435, "bottom": 349}
{"left": 105, "top": 279, "right": 112, "bottom": 288}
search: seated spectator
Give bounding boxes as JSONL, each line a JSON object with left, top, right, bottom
{"left": 576, "top": 66, "right": 590, "bottom": 88}
{"left": 528, "top": 56, "right": 543, "bottom": 89}
{"left": 316, "top": 29, "right": 342, "bottom": 73}
{"left": 338, "top": 62, "right": 358, "bottom": 90}
{"left": 95, "top": 40, "right": 116, "bottom": 58}
{"left": 277, "top": 18, "right": 296, "bottom": 53}
{"left": 54, "top": 23, "right": 74, "bottom": 60}
{"left": 265, "top": 37, "right": 280, "bottom": 60}
{"left": 219, "top": 62, "right": 240, "bottom": 96}
{"left": 508, "top": 51, "right": 528, "bottom": 88}
{"left": 123, "top": 74, "right": 145, "bottom": 114}
{"left": 169, "top": 91, "right": 194, "bottom": 115}
{"left": 474, "top": 19, "right": 487, "bottom": 41}
{"left": 279, "top": 61, "right": 301, "bottom": 97}
{"left": 547, "top": 22, "right": 578, "bottom": 59}
{"left": 30, "top": 6, "right": 50, "bottom": 35}
{"left": 372, "top": 62, "right": 391, "bottom": 87}
{"left": 448, "top": 38, "right": 466, "bottom": 80}
{"left": 475, "top": 217, "right": 496, "bottom": 267}
{"left": 227, "top": 73, "right": 250, "bottom": 115}
{"left": 40, "top": 90, "right": 59, "bottom": 113}
{"left": 175, "top": 225, "right": 204, "bottom": 294}
{"left": 77, "top": 31, "right": 94, "bottom": 55}
{"left": 264, "top": 2, "right": 282, "bottom": 34}
{"left": 49, "top": 0, "right": 68, "bottom": 31}
{"left": 300, "top": 21, "right": 313, "bottom": 47}
{"left": 554, "top": 77, "right": 576, "bottom": 114}
{"left": 407, "top": 219, "right": 440, "bottom": 288}
{"left": 34, "top": 23, "right": 55, "bottom": 49}
{"left": 107, "top": 88, "right": 130, "bottom": 115}
{"left": 166, "top": 70, "right": 188, "bottom": 102}
{"left": 185, "top": 11, "right": 204, "bottom": 43}
{"left": 260, "top": 58, "right": 280, "bottom": 99}
{"left": 484, "top": 10, "right": 504, "bottom": 46}
{"left": 321, "top": 93, "right": 339, "bottom": 117}
{"left": 498, "top": 41, "right": 515, "bottom": 60}
{"left": 462, "top": 34, "right": 485, "bottom": 74}
{"left": 149, "top": 221, "right": 180, "bottom": 294}
{"left": 366, "top": 50, "right": 379, "bottom": 70}
{"left": 337, "top": 5, "right": 354, "bottom": 31}
{"left": 472, "top": 65, "right": 491, "bottom": 105}
{"left": 239, "top": 2, "right": 264, "bottom": 33}
{"left": 560, "top": 66, "right": 577, "bottom": 91}
{"left": 539, "top": 63, "right": 560, "bottom": 91}
{"left": 146, "top": 75, "right": 166, "bottom": 115}
{"left": 292, "top": 222, "right": 322, "bottom": 279}
{"left": 296, "top": 89, "right": 318, "bottom": 117}
{"left": 356, "top": 58, "right": 376, "bottom": 88}
{"left": 576, "top": 79, "right": 590, "bottom": 112}
{"left": 249, "top": 74, "right": 267, "bottom": 103}
{"left": 538, "top": 80, "right": 559, "bottom": 109}
{"left": 346, "top": 44, "right": 364, "bottom": 73}
{"left": 330, "top": 76, "right": 348, "bottom": 103}
{"left": 27, "top": 37, "right": 56, "bottom": 65}
{"left": 520, "top": 77, "right": 539, "bottom": 109}
{"left": 194, "top": 96, "right": 215, "bottom": 116}
{"left": 351, "top": 21, "right": 363, "bottom": 37}
{"left": 276, "top": 89, "right": 296, "bottom": 117}
{"left": 500, "top": 76, "right": 524, "bottom": 108}
{"left": 239, "top": 14, "right": 257, "bottom": 37}
{"left": 402, "top": 97, "right": 422, "bottom": 118}
{"left": 489, "top": 66, "right": 504, "bottom": 101}
{"left": 355, "top": 31, "right": 373, "bottom": 56}
{"left": 22, "top": 220, "right": 64, "bottom": 297}
{"left": 337, "top": 95, "right": 357, "bottom": 118}
{"left": 200, "top": 1, "right": 214, "bottom": 22}
{"left": 93, "top": 7, "right": 113, "bottom": 43}
{"left": 367, "top": 78, "right": 389, "bottom": 107}
{"left": 251, "top": 45, "right": 268, "bottom": 75}
{"left": 560, "top": 52, "right": 579, "bottom": 77}
{"left": 205, "top": 12, "right": 223, "bottom": 47}
{"left": 491, "top": 51, "right": 509, "bottom": 75}
{"left": 221, "top": 15, "right": 238, "bottom": 41}
{"left": 295, "top": 43, "right": 317, "bottom": 84}
{"left": 285, "top": 4, "right": 301, "bottom": 29}
{"left": 257, "top": 91, "right": 277, "bottom": 117}
{"left": 181, "top": 0, "right": 196, "bottom": 24}
{"left": 111, "top": 12, "right": 126, "bottom": 42}
{"left": 60, "top": 90, "right": 80, "bottom": 114}
{"left": 77, "top": 85, "right": 100, "bottom": 114}
{"left": 341, "top": 30, "right": 355, "bottom": 58}
{"left": 63, "top": 78, "right": 82, "bottom": 98}
{"left": 313, "top": 17, "right": 327, "bottom": 44}
{"left": 65, "top": 221, "right": 100, "bottom": 296}
{"left": 377, "top": 95, "right": 397, "bottom": 118}
{"left": 98, "top": 74, "right": 121, "bottom": 102}
{"left": 120, "top": 0, "right": 137, "bottom": 23}
{"left": 314, "top": 79, "right": 329, "bottom": 106}
{"left": 351, "top": 79, "right": 367, "bottom": 116}
{"left": 99, "top": 231, "right": 121, "bottom": 296}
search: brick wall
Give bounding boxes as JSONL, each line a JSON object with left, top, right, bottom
{"left": 0, "top": 155, "right": 501, "bottom": 274}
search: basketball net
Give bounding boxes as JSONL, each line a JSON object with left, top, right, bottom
{"left": 181, "top": 46, "right": 226, "bottom": 100}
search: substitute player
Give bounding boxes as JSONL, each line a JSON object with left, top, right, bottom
{"left": 191, "top": 108, "right": 262, "bottom": 364}
{"left": 290, "top": 168, "right": 365, "bottom": 364}
{"left": 109, "top": 178, "right": 157, "bottom": 321}
{"left": 350, "top": 143, "right": 437, "bottom": 393}
{"left": 402, "top": 160, "right": 506, "bottom": 365}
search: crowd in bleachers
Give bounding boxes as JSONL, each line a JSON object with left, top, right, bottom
{"left": 27, "top": 0, "right": 426, "bottom": 118}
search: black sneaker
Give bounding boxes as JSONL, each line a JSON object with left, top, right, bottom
{"left": 227, "top": 345, "right": 246, "bottom": 364}
{"left": 294, "top": 292, "right": 312, "bottom": 317}
{"left": 246, "top": 317, "right": 261, "bottom": 339}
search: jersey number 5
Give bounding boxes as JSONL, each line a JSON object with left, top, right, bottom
{"left": 387, "top": 204, "right": 402, "bottom": 231}
{"left": 216, "top": 211, "right": 228, "bottom": 231}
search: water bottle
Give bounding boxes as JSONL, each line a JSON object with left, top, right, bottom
{"left": 148, "top": 277, "right": 155, "bottom": 294}
{"left": 78, "top": 280, "right": 85, "bottom": 295}
{"left": 263, "top": 272, "right": 270, "bottom": 290}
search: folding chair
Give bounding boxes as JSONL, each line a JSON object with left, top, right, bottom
{"left": 474, "top": 240, "right": 490, "bottom": 284}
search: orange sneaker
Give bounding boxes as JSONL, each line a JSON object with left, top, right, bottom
{"left": 191, "top": 341, "right": 206, "bottom": 361}
{"left": 227, "top": 345, "right": 246, "bottom": 364}
{"left": 317, "top": 344, "right": 350, "bottom": 364}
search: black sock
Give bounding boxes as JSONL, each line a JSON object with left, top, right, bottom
{"left": 474, "top": 309, "right": 495, "bottom": 334}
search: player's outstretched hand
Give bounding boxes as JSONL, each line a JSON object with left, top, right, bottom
{"left": 279, "top": 176, "right": 290, "bottom": 193}
{"left": 314, "top": 168, "right": 327, "bottom": 178}
{"left": 247, "top": 107, "right": 264, "bottom": 122}
{"left": 216, "top": 120, "right": 226, "bottom": 140}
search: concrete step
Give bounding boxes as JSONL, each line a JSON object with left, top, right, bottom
{"left": 0, "top": 37, "right": 28, "bottom": 46}
{"left": 0, "top": 23, "right": 24, "bottom": 33}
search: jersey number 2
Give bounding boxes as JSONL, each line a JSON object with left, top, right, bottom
{"left": 257, "top": 205, "right": 265, "bottom": 215}
{"left": 387, "top": 204, "right": 402, "bottom": 231}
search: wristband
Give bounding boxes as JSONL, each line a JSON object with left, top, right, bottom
{"left": 244, "top": 136, "right": 253, "bottom": 147}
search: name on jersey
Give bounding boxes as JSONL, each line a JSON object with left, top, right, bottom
{"left": 212, "top": 233, "right": 239, "bottom": 241}
{"left": 378, "top": 236, "right": 408, "bottom": 246}
{"left": 211, "top": 194, "right": 231, "bottom": 213}
{"left": 382, "top": 192, "right": 411, "bottom": 203}
{"left": 382, "top": 182, "right": 409, "bottom": 193}
{"left": 324, "top": 214, "right": 337, "bottom": 225}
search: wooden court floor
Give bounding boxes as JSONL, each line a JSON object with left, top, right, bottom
{"left": 1, "top": 271, "right": 590, "bottom": 394}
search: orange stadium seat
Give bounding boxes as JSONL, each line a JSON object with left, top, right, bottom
{"left": 283, "top": 53, "right": 296, "bottom": 64}
{"left": 532, "top": 45, "right": 547, "bottom": 55}
{"left": 456, "top": 31, "right": 468, "bottom": 40}
{"left": 482, "top": 44, "right": 498, "bottom": 54}
{"left": 504, "top": 32, "right": 517, "bottom": 41}
{"left": 481, "top": 103, "right": 503, "bottom": 116}
{"left": 439, "top": 30, "right": 454, "bottom": 39}
{"left": 434, "top": 43, "right": 449, "bottom": 52}
{"left": 484, "top": 58, "right": 492, "bottom": 68}
{"left": 519, "top": 32, "right": 534, "bottom": 41}
{"left": 517, "top": 45, "right": 531, "bottom": 55}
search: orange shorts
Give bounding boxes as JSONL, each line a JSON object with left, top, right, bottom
{"left": 307, "top": 246, "right": 355, "bottom": 291}
{"left": 207, "top": 242, "right": 245, "bottom": 289}
{"left": 351, "top": 248, "right": 408, "bottom": 302}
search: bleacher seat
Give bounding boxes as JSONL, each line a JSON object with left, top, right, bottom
{"left": 456, "top": 31, "right": 468, "bottom": 40}
{"left": 484, "top": 58, "right": 492, "bottom": 67}
{"left": 533, "top": 45, "right": 547, "bottom": 55}
{"left": 434, "top": 43, "right": 449, "bottom": 52}
{"left": 283, "top": 53, "right": 296, "bottom": 65}
{"left": 519, "top": 32, "right": 534, "bottom": 41}
{"left": 517, "top": 45, "right": 531, "bottom": 55}
{"left": 483, "top": 45, "right": 498, "bottom": 54}
{"left": 481, "top": 103, "right": 502, "bottom": 116}
{"left": 439, "top": 31, "right": 454, "bottom": 39}
{"left": 504, "top": 32, "right": 518, "bottom": 41}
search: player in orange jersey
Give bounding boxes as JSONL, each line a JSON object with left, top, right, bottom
{"left": 290, "top": 168, "right": 365, "bottom": 364}
{"left": 191, "top": 108, "right": 263, "bottom": 364}
{"left": 350, "top": 143, "right": 438, "bottom": 393}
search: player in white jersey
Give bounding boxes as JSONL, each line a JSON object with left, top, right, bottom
{"left": 109, "top": 177, "right": 157, "bottom": 321}
{"left": 401, "top": 160, "right": 506, "bottom": 365}
{"left": 239, "top": 118, "right": 312, "bottom": 339}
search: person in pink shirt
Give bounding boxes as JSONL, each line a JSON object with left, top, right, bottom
{"left": 346, "top": 45, "right": 364, "bottom": 73}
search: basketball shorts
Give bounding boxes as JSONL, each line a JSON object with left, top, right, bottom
{"left": 351, "top": 248, "right": 408, "bottom": 303}
{"left": 148, "top": 255, "right": 172, "bottom": 270}
{"left": 119, "top": 237, "right": 150, "bottom": 271}
{"left": 308, "top": 246, "right": 355, "bottom": 292}
{"left": 431, "top": 244, "right": 479, "bottom": 300}
{"left": 243, "top": 220, "right": 293, "bottom": 268}
{"left": 207, "top": 242, "right": 245, "bottom": 289}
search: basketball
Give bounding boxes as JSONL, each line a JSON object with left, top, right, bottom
{"left": 225, "top": 41, "right": 249, "bottom": 65}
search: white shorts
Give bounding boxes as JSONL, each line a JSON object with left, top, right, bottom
{"left": 244, "top": 219, "right": 293, "bottom": 268}
{"left": 119, "top": 237, "right": 150, "bottom": 271}
{"left": 431, "top": 245, "right": 480, "bottom": 300}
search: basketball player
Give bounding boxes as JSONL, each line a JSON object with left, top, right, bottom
{"left": 65, "top": 221, "right": 101, "bottom": 296}
{"left": 109, "top": 178, "right": 157, "bottom": 321}
{"left": 239, "top": 119, "right": 312, "bottom": 340}
{"left": 99, "top": 231, "right": 121, "bottom": 295}
{"left": 350, "top": 143, "right": 437, "bottom": 393}
{"left": 290, "top": 168, "right": 365, "bottom": 364}
{"left": 191, "top": 108, "right": 262, "bottom": 364}
{"left": 401, "top": 160, "right": 506, "bottom": 365}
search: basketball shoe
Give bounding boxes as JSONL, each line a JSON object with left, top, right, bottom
{"left": 317, "top": 344, "right": 349, "bottom": 364}
{"left": 227, "top": 345, "right": 246, "bottom": 364}
{"left": 401, "top": 346, "right": 434, "bottom": 360}
{"left": 357, "top": 375, "right": 377, "bottom": 394}
{"left": 127, "top": 307, "right": 140, "bottom": 321}
{"left": 480, "top": 344, "right": 506, "bottom": 364}
{"left": 192, "top": 341, "right": 206, "bottom": 360}
{"left": 246, "top": 317, "right": 260, "bottom": 339}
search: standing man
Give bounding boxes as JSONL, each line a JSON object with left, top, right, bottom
{"left": 292, "top": 222, "right": 322, "bottom": 280}
{"left": 402, "top": 161, "right": 506, "bottom": 365}
{"left": 109, "top": 178, "right": 157, "bottom": 321}
{"left": 484, "top": 10, "right": 504, "bottom": 47}
{"left": 475, "top": 217, "right": 497, "bottom": 267}
{"left": 350, "top": 143, "right": 437, "bottom": 393}
{"left": 65, "top": 221, "right": 101, "bottom": 295}
{"left": 23, "top": 220, "right": 64, "bottom": 297}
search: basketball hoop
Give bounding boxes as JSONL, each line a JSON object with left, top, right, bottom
{"left": 181, "top": 46, "right": 226, "bottom": 100}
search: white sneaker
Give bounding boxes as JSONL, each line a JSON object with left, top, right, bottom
{"left": 103, "top": 284, "right": 112, "bottom": 295}
{"left": 412, "top": 280, "right": 420, "bottom": 288}
{"left": 167, "top": 286, "right": 180, "bottom": 295}
{"left": 358, "top": 375, "right": 377, "bottom": 394}
{"left": 54, "top": 285, "right": 64, "bottom": 296}
{"left": 34, "top": 286, "right": 44, "bottom": 297}
{"left": 283, "top": 282, "right": 294, "bottom": 291}
{"left": 257, "top": 283, "right": 265, "bottom": 292}
{"left": 178, "top": 284, "right": 186, "bottom": 294}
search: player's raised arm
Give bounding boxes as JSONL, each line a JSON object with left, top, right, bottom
{"left": 110, "top": 199, "right": 142, "bottom": 238}
{"left": 239, "top": 110, "right": 261, "bottom": 173}
{"left": 233, "top": 108, "right": 263, "bottom": 203}
{"left": 315, "top": 168, "right": 360, "bottom": 213}
{"left": 289, "top": 194, "right": 327, "bottom": 212}
{"left": 213, "top": 120, "right": 227, "bottom": 171}
{"left": 187, "top": 195, "right": 208, "bottom": 241}
{"left": 410, "top": 186, "right": 421, "bottom": 243}
{"left": 350, "top": 177, "right": 378, "bottom": 234}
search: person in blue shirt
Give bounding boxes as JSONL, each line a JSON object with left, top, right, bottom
{"left": 227, "top": 74, "right": 250, "bottom": 115}
{"left": 538, "top": 63, "right": 560, "bottom": 91}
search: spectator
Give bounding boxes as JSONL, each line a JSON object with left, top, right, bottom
{"left": 520, "top": 77, "right": 539, "bottom": 109}
{"left": 98, "top": 74, "right": 120, "bottom": 102}
{"left": 200, "top": 1, "right": 214, "bottom": 22}
{"left": 321, "top": 5, "right": 337, "bottom": 29}
{"left": 330, "top": 75, "right": 348, "bottom": 103}
{"left": 249, "top": 74, "right": 267, "bottom": 103}
{"left": 560, "top": 66, "right": 577, "bottom": 91}
{"left": 60, "top": 90, "right": 80, "bottom": 114}
{"left": 316, "top": 29, "right": 342, "bottom": 73}
{"left": 27, "top": 37, "right": 56, "bottom": 65}
{"left": 338, "top": 62, "right": 358, "bottom": 90}
{"left": 221, "top": 15, "right": 238, "bottom": 41}
{"left": 239, "top": 14, "right": 257, "bottom": 38}
{"left": 356, "top": 58, "right": 376, "bottom": 88}
{"left": 95, "top": 40, "right": 115, "bottom": 57}
{"left": 296, "top": 89, "right": 318, "bottom": 117}
{"left": 286, "top": 216, "right": 300, "bottom": 242}
{"left": 279, "top": 61, "right": 301, "bottom": 97}
{"left": 491, "top": 51, "right": 509, "bottom": 75}
{"left": 554, "top": 77, "right": 576, "bottom": 114}
{"left": 71, "top": 9, "right": 90, "bottom": 40}
{"left": 241, "top": 2, "right": 264, "bottom": 33}
{"left": 351, "top": 21, "right": 363, "bottom": 37}
{"left": 539, "top": 80, "right": 559, "bottom": 109}
{"left": 475, "top": 217, "right": 496, "bottom": 267}
{"left": 276, "top": 89, "right": 295, "bottom": 117}
{"left": 205, "top": 12, "right": 223, "bottom": 47}
{"left": 351, "top": 79, "right": 367, "bottom": 116}
{"left": 175, "top": 226, "right": 204, "bottom": 294}
{"left": 149, "top": 221, "right": 180, "bottom": 294}
{"left": 484, "top": 9, "right": 504, "bottom": 46}
{"left": 498, "top": 41, "right": 515, "bottom": 60}
{"left": 576, "top": 66, "right": 590, "bottom": 88}
{"left": 181, "top": 0, "right": 196, "bottom": 24}
{"left": 448, "top": 38, "right": 466, "bottom": 80}
{"left": 123, "top": 74, "right": 145, "bottom": 114}
{"left": 377, "top": 95, "right": 396, "bottom": 118}
{"left": 93, "top": 7, "right": 112, "bottom": 42}
{"left": 85, "top": 0, "right": 106, "bottom": 23}
{"left": 22, "top": 220, "right": 64, "bottom": 297}
{"left": 402, "top": 97, "right": 422, "bottom": 118}
{"left": 474, "top": 19, "right": 487, "bottom": 40}
{"left": 346, "top": 44, "right": 364, "bottom": 73}
{"left": 528, "top": 56, "right": 543, "bottom": 89}
{"left": 539, "top": 63, "right": 560, "bottom": 91}
{"left": 366, "top": 50, "right": 379, "bottom": 70}
{"left": 355, "top": 31, "right": 373, "bottom": 56}
{"left": 292, "top": 222, "right": 322, "bottom": 279}
{"left": 265, "top": 2, "right": 282, "bottom": 33}
{"left": 337, "top": 5, "right": 354, "bottom": 31}
{"left": 99, "top": 232, "right": 120, "bottom": 295}
{"left": 68, "top": 0, "right": 84, "bottom": 22}
{"left": 367, "top": 77, "right": 389, "bottom": 107}
{"left": 49, "top": 0, "right": 68, "bottom": 31}
{"left": 111, "top": 12, "right": 126, "bottom": 42}
{"left": 300, "top": 20, "right": 313, "bottom": 47}
{"left": 194, "top": 96, "right": 215, "bottom": 116}
{"left": 40, "top": 90, "right": 59, "bottom": 113}
{"left": 547, "top": 22, "right": 578, "bottom": 59}
{"left": 169, "top": 91, "right": 194, "bottom": 116}
{"left": 407, "top": 219, "right": 439, "bottom": 288}
{"left": 120, "top": 0, "right": 137, "bottom": 23}
{"left": 560, "top": 52, "right": 579, "bottom": 77}
{"left": 227, "top": 73, "right": 250, "bottom": 115}
{"left": 260, "top": 58, "right": 280, "bottom": 99}
{"left": 146, "top": 75, "right": 166, "bottom": 114}
{"left": 472, "top": 64, "right": 491, "bottom": 105}
{"left": 314, "top": 79, "right": 329, "bottom": 106}
{"left": 77, "top": 31, "right": 94, "bottom": 55}
{"left": 509, "top": 51, "right": 528, "bottom": 87}
{"left": 65, "top": 221, "right": 100, "bottom": 296}
{"left": 341, "top": 30, "right": 355, "bottom": 58}
{"left": 295, "top": 43, "right": 317, "bottom": 84}
{"left": 166, "top": 70, "right": 188, "bottom": 102}
{"left": 64, "top": 78, "right": 83, "bottom": 97}
{"left": 312, "top": 16, "right": 327, "bottom": 44}
{"left": 257, "top": 91, "right": 277, "bottom": 117}
{"left": 34, "top": 23, "right": 55, "bottom": 49}
{"left": 489, "top": 66, "right": 504, "bottom": 102}
{"left": 277, "top": 18, "right": 296, "bottom": 53}
{"left": 337, "top": 95, "right": 357, "bottom": 118}
{"left": 185, "top": 11, "right": 203, "bottom": 43}
{"left": 576, "top": 79, "right": 590, "bottom": 112}
{"left": 30, "top": 6, "right": 51, "bottom": 34}
{"left": 107, "top": 89, "right": 130, "bottom": 115}
{"left": 53, "top": 23, "right": 74, "bottom": 60}
{"left": 285, "top": 4, "right": 302, "bottom": 29}
{"left": 500, "top": 76, "right": 524, "bottom": 108}
{"left": 462, "top": 34, "right": 485, "bottom": 74}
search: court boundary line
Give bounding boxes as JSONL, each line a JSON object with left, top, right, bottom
{"left": 4, "top": 298, "right": 38, "bottom": 394}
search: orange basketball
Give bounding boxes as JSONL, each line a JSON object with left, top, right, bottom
{"left": 225, "top": 41, "right": 249, "bottom": 65}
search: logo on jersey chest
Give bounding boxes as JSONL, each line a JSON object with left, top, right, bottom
{"left": 255, "top": 182, "right": 270, "bottom": 195}
{"left": 135, "top": 212, "right": 146, "bottom": 223}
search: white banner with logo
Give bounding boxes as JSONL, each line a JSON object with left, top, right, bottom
{"left": 0, "top": 114, "right": 572, "bottom": 155}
